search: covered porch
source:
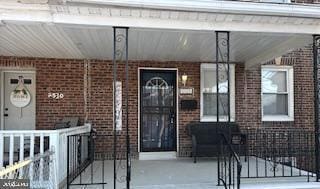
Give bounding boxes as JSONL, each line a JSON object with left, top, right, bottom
{"left": 1, "top": 1, "right": 320, "bottom": 189}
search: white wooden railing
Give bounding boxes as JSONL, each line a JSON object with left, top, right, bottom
{"left": 0, "top": 123, "right": 91, "bottom": 189}
{"left": 0, "top": 151, "right": 56, "bottom": 189}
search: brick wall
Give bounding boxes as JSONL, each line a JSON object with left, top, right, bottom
{"left": 0, "top": 46, "right": 315, "bottom": 157}
{"left": 235, "top": 47, "right": 314, "bottom": 132}
{"left": 88, "top": 61, "right": 201, "bottom": 156}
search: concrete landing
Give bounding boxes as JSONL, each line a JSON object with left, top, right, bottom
{"left": 69, "top": 157, "right": 320, "bottom": 189}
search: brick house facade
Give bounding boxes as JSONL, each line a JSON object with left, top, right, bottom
{"left": 0, "top": 45, "right": 315, "bottom": 157}
{"left": 1, "top": 1, "right": 320, "bottom": 188}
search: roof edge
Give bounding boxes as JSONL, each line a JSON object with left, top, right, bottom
{"left": 66, "top": 0, "right": 320, "bottom": 18}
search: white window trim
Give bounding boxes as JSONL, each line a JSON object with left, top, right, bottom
{"left": 200, "top": 63, "right": 235, "bottom": 122}
{"left": 261, "top": 65, "right": 294, "bottom": 122}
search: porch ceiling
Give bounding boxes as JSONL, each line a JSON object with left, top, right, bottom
{"left": 0, "top": 23, "right": 312, "bottom": 67}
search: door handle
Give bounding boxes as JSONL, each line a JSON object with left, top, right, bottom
{"left": 169, "top": 111, "right": 175, "bottom": 124}
{"left": 169, "top": 117, "right": 174, "bottom": 124}
{"left": 4, "top": 114, "right": 8, "bottom": 117}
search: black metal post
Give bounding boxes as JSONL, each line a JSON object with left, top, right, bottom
{"left": 313, "top": 35, "right": 320, "bottom": 182}
{"left": 215, "top": 31, "right": 231, "bottom": 186}
{"left": 67, "top": 136, "right": 70, "bottom": 189}
{"left": 227, "top": 32, "right": 230, "bottom": 123}
{"left": 218, "top": 140, "right": 221, "bottom": 186}
{"left": 216, "top": 32, "right": 220, "bottom": 123}
{"left": 112, "top": 27, "right": 117, "bottom": 189}
{"left": 125, "top": 28, "right": 131, "bottom": 189}
{"left": 113, "top": 27, "right": 130, "bottom": 189}
{"left": 215, "top": 31, "right": 231, "bottom": 122}
{"left": 225, "top": 33, "right": 232, "bottom": 187}
{"left": 237, "top": 164, "right": 241, "bottom": 189}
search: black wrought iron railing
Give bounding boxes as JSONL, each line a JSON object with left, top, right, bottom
{"left": 66, "top": 131, "right": 105, "bottom": 189}
{"left": 218, "top": 133, "right": 242, "bottom": 189}
{"left": 241, "top": 129, "right": 316, "bottom": 181}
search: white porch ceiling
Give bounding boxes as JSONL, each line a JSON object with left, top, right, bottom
{"left": 0, "top": 23, "right": 312, "bottom": 66}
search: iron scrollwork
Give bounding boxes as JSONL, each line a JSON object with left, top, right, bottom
{"left": 216, "top": 31, "right": 234, "bottom": 188}
{"left": 215, "top": 31, "right": 231, "bottom": 121}
{"left": 115, "top": 32, "right": 127, "bottom": 62}
{"left": 113, "top": 27, "right": 131, "bottom": 189}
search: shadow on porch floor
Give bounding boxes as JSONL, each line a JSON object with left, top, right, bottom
{"left": 69, "top": 157, "right": 320, "bottom": 189}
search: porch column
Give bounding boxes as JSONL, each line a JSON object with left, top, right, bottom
{"left": 215, "top": 31, "right": 231, "bottom": 187}
{"left": 112, "top": 27, "right": 130, "bottom": 189}
{"left": 313, "top": 35, "right": 320, "bottom": 181}
{"left": 215, "top": 31, "right": 231, "bottom": 123}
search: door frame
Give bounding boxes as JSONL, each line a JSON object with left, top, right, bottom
{"left": 137, "top": 67, "right": 179, "bottom": 157}
{"left": 0, "top": 69, "right": 36, "bottom": 130}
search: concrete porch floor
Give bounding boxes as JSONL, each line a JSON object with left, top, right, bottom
{"left": 69, "top": 157, "right": 320, "bottom": 189}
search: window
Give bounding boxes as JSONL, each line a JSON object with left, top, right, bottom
{"left": 200, "top": 63, "right": 235, "bottom": 122}
{"left": 261, "top": 66, "right": 294, "bottom": 121}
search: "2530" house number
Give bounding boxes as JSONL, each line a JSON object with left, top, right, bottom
{"left": 48, "top": 93, "right": 64, "bottom": 99}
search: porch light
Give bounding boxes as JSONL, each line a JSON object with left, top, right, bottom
{"left": 181, "top": 73, "right": 188, "bottom": 86}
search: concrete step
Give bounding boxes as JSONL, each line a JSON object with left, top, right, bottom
{"left": 68, "top": 181, "right": 320, "bottom": 189}
{"left": 242, "top": 182, "right": 320, "bottom": 189}
{"left": 132, "top": 183, "right": 226, "bottom": 189}
{"left": 240, "top": 176, "right": 320, "bottom": 189}
{"left": 132, "top": 178, "right": 320, "bottom": 189}
{"left": 132, "top": 181, "right": 320, "bottom": 189}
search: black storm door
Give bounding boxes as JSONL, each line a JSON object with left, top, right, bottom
{"left": 140, "top": 70, "right": 177, "bottom": 152}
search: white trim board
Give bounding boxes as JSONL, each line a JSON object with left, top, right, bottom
{"left": 200, "top": 63, "right": 236, "bottom": 122}
{"left": 67, "top": 0, "right": 320, "bottom": 19}
{"left": 49, "top": 14, "right": 320, "bottom": 34}
{"left": 139, "top": 152, "right": 177, "bottom": 160}
{"left": 1, "top": 2, "right": 320, "bottom": 34}
{"left": 261, "top": 65, "right": 294, "bottom": 122}
{"left": 137, "top": 67, "right": 179, "bottom": 158}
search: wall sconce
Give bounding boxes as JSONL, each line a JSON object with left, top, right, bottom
{"left": 181, "top": 73, "right": 188, "bottom": 86}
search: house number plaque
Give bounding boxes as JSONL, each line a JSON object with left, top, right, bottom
{"left": 179, "top": 87, "right": 194, "bottom": 96}
{"left": 48, "top": 93, "right": 64, "bottom": 99}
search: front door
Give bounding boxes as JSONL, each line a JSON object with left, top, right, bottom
{"left": 3, "top": 72, "right": 36, "bottom": 131}
{"left": 140, "top": 69, "right": 177, "bottom": 152}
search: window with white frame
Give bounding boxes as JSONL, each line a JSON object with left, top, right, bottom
{"left": 200, "top": 63, "right": 235, "bottom": 122}
{"left": 261, "top": 66, "right": 294, "bottom": 121}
